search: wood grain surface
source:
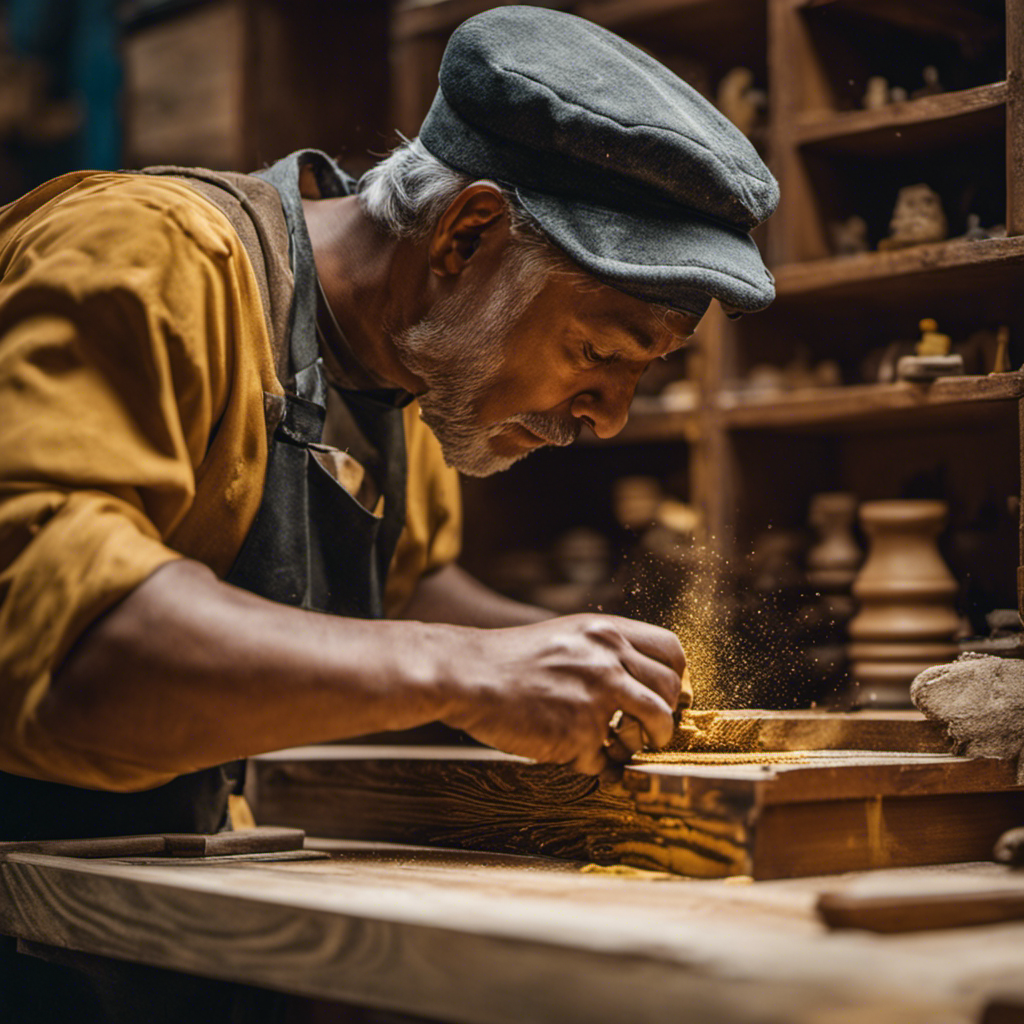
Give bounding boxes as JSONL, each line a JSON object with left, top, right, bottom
{"left": 4, "top": 845, "right": 1024, "bottom": 1024}
{"left": 252, "top": 747, "right": 1024, "bottom": 880}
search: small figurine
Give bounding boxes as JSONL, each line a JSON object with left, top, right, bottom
{"left": 916, "top": 317, "right": 951, "bottom": 356}
{"left": 953, "top": 214, "right": 1007, "bottom": 243}
{"left": 716, "top": 67, "right": 766, "bottom": 139}
{"left": 961, "top": 214, "right": 989, "bottom": 241}
{"left": 862, "top": 76, "right": 889, "bottom": 110}
{"left": 877, "top": 184, "right": 948, "bottom": 250}
{"left": 889, "top": 86, "right": 908, "bottom": 103}
{"left": 993, "top": 326, "right": 1011, "bottom": 374}
{"left": 613, "top": 476, "right": 662, "bottom": 531}
{"left": 828, "top": 214, "right": 869, "bottom": 256}
{"left": 911, "top": 65, "right": 944, "bottom": 99}
{"left": 896, "top": 318, "right": 964, "bottom": 381}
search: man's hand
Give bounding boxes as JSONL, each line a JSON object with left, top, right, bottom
{"left": 436, "top": 614, "right": 688, "bottom": 775}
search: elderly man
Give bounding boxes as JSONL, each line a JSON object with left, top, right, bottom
{"left": 0, "top": 6, "right": 776, "bottom": 842}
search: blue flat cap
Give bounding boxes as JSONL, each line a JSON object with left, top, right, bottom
{"left": 419, "top": 5, "right": 778, "bottom": 317}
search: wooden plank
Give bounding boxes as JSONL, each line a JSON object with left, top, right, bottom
{"left": 752, "top": 792, "right": 1024, "bottom": 879}
{"left": 767, "top": 0, "right": 834, "bottom": 264}
{"left": 716, "top": 375, "right": 1024, "bottom": 432}
{"left": 7, "top": 850, "right": 1024, "bottom": 1023}
{"left": 1009, "top": 0, "right": 1024, "bottom": 236}
{"left": 628, "top": 753, "right": 1022, "bottom": 806}
{"left": 0, "top": 826, "right": 306, "bottom": 861}
{"left": 252, "top": 747, "right": 1024, "bottom": 879}
{"left": 819, "top": 886, "right": 1024, "bottom": 933}
{"left": 793, "top": 81, "right": 1007, "bottom": 154}
{"left": 255, "top": 747, "right": 756, "bottom": 877}
{"left": 773, "top": 237, "right": 1024, "bottom": 299}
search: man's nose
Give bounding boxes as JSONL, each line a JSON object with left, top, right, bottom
{"left": 570, "top": 381, "right": 633, "bottom": 439}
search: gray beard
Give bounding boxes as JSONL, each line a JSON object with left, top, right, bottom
{"left": 391, "top": 245, "right": 579, "bottom": 477}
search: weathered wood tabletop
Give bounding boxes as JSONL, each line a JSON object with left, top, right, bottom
{"left": 3, "top": 838, "right": 1024, "bottom": 1024}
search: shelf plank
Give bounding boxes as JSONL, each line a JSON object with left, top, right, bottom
{"left": 773, "top": 236, "right": 1024, "bottom": 300}
{"left": 794, "top": 81, "right": 1006, "bottom": 155}
{"left": 718, "top": 373, "right": 1024, "bottom": 431}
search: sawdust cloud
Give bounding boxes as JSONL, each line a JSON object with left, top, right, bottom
{"left": 618, "top": 543, "right": 844, "bottom": 712}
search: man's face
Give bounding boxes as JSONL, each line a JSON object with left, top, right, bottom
{"left": 393, "top": 249, "right": 698, "bottom": 476}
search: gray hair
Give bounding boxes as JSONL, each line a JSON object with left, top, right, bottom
{"left": 357, "top": 137, "right": 575, "bottom": 278}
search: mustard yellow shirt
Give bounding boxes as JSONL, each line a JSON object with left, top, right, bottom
{"left": 0, "top": 171, "right": 461, "bottom": 790}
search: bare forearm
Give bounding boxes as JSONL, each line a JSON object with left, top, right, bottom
{"left": 44, "top": 560, "right": 455, "bottom": 774}
{"left": 400, "top": 563, "right": 553, "bottom": 627}
{"left": 43, "top": 560, "right": 689, "bottom": 785}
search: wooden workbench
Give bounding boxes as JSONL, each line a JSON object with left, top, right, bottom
{"left": 3, "top": 839, "right": 1024, "bottom": 1024}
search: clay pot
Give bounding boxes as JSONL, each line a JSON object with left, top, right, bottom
{"left": 847, "top": 500, "right": 959, "bottom": 706}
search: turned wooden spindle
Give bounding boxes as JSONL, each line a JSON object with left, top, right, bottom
{"left": 847, "top": 500, "right": 959, "bottom": 707}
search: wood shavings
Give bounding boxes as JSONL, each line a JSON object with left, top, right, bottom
{"left": 665, "top": 709, "right": 762, "bottom": 754}
{"left": 634, "top": 750, "right": 813, "bottom": 766}
{"left": 579, "top": 863, "right": 675, "bottom": 880}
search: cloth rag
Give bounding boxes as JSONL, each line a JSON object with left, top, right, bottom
{"left": 911, "top": 652, "right": 1024, "bottom": 784}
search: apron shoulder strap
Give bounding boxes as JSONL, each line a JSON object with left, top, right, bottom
{"left": 139, "top": 165, "right": 295, "bottom": 389}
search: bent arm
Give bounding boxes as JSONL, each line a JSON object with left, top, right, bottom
{"left": 46, "top": 559, "right": 688, "bottom": 784}
{"left": 45, "top": 559, "right": 458, "bottom": 776}
{"left": 400, "top": 563, "right": 553, "bottom": 627}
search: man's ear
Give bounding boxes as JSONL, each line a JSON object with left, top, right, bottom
{"left": 428, "top": 182, "right": 510, "bottom": 277}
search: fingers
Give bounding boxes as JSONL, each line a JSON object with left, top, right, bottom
{"left": 616, "top": 643, "right": 685, "bottom": 714}
{"left": 603, "top": 615, "right": 687, "bottom": 678}
{"left": 613, "top": 682, "right": 675, "bottom": 749}
{"left": 604, "top": 714, "right": 644, "bottom": 763}
{"left": 569, "top": 744, "right": 614, "bottom": 777}
{"left": 679, "top": 665, "right": 693, "bottom": 710}
{"left": 577, "top": 618, "right": 682, "bottom": 749}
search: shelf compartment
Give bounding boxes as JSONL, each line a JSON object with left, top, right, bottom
{"left": 793, "top": 81, "right": 1006, "bottom": 156}
{"left": 718, "top": 373, "right": 1024, "bottom": 431}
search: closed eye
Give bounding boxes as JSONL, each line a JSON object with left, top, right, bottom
{"left": 582, "top": 340, "right": 619, "bottom": 366}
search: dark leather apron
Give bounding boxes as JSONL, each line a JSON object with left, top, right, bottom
{"left": 0, "top": 151, "right": 408, "bottom": 841}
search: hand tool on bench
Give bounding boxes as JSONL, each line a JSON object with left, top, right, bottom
{"left": 0, "top": 826, "right": 327, "bottom": 863}
{"left": 817, "top": 877, "right": 1024, "bottom": 933}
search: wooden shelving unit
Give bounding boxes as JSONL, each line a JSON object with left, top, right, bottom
{"left": 392, "top": 0, "right": 1024, "bottom": 696}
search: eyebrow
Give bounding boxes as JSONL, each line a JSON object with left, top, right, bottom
{"left": 593, "top": 313, "right": 658, "bottom": 352}
{"left": 594, "top": 312, "right": 690, "bottom": 355}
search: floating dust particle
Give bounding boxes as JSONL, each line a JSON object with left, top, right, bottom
{"left": 619, "top": 543, "right": 820, "bottom": 719}
{"left": 579, "top": 863, "right": 675, "bottom": 880}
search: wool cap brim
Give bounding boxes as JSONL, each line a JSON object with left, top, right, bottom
{"left": 515, "top": 188, "right": 773, "bottom": 317}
